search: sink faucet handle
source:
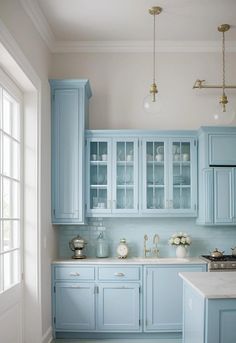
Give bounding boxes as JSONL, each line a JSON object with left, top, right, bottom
{"left": 153, "top": 234, "right": 160, "bottom": 244}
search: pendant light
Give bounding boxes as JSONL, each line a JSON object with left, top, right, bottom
{"left": 143, "top": 6, "right": 162, "bottom": 114}
{"left": 193, "top": 24, "right": 236, "bottom": 124}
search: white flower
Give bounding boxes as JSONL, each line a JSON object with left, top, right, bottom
{"left": 169, "top": 232, "right": 192, "bottom": 246}
{"left": 174, "top": 237, "right": 181, "bottom": 245}
{"left": 186, "top": 237, "right": 191, "bottom": 245}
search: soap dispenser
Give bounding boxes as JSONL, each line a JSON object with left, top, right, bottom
{"left": 96, "top": 231, "right": 109, "bottom": 258}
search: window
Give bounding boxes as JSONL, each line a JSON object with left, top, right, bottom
{"left": 0, "top": 82, "right": 22, "bottom": 293}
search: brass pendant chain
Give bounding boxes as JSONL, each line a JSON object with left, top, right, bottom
{"left": 222, "top": 30, "right": 226, "bottom": 95}
{"left": 153, "top": 13, "right": 156, "bottom": 84}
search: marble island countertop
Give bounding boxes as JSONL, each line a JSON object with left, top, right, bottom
{"left": 52, "top": 256, "right": 207, "bottom": 265}
{"left": 180, "top": 271, "right": 236, "bottom": 299}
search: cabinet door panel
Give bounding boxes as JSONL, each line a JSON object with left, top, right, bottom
{"left": 52, "top": 89, "right": 80, "bottom": 221}
{"left": 145, "top": 265, "right": 206, "bottom": 332}
{"left": 113, "top": 139, "right": 139, "bottom": 213}
{"left": 87, "top": 139, "right": 112, "bottom": 214}
{"left": 55, "top": 282, "right": 95, "bottom": 331}
{"left": 209, "top": 134, "right": 236, "bottom": 166}
{"left": 168, "top": 139, "right": 197, "bottom": 215}
{"left": 142, "top": 139, "right": 168, "bottom": 213}
{"left": 97, "top": 283, "right": 140, "bottom": 331}
{"left": 214, "top": 168, "right": 234, "bottom": 224}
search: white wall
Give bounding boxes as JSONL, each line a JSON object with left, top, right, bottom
{"left": 50, "top": 51, "right": 236, "bottom": 129}
{"left": 0, "top": 1, "right": 56, "bottom": 342}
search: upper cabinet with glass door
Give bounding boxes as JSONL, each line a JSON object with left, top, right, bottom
{"left": 87, "top": 138, "right": 112, "bottom": 215}
{"left": 86, "top": 135, "right": 139, "bottom": 216}
{"left": 142, "top": 137, "right": 197, "bottom": 216}
{"left": 169, "top": 139, "right": 197, "bottom": 215}
{"left": 113, "top": 139, "right": 138, "bottom": 214}
{"left": 142, "top": 138, "right": 168, "bottom": 213}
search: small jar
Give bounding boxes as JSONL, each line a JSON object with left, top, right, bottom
{"left": 96, "top": 232, "right": 109, "bottom": 258}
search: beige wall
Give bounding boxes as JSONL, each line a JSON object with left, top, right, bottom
{"left": 50, "top": 51, "right": 236, "bottom": 129}
{"left": 0, "top": 0, "right": 56, "bottom": 341}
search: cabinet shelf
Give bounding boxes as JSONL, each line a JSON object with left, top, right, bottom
{"left": 90, "top": 184, "right": 107, "bottom": 188}
{"left": 173, "top": 185, "right": 190, "bottom": 188}
{"left": 116, "top": 161, "right": 134, "bottom": 166}
{"left": 90, "top": 160, "right": 108, "bottom": 165}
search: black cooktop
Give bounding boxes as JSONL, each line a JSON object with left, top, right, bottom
{"left": 202, "top": 255, "right": 236, "bottom": 262}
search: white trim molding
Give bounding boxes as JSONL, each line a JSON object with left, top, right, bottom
{"left": 42, "top": 326, "right": 53, "bottom": 343}
{"left": 20, "top": 0, "right": 236, "bottom": 53}
{"left": 52, "top": 40, "right": 236, "bottom": 53}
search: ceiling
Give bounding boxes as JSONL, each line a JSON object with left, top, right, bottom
{"left": 21, "top": 0, "right": 236, "bottom": 52}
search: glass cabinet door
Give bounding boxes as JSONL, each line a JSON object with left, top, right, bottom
{"left": 87, "top": 139, "right": 111, "bottom": 213}
{"left": 113, "top": 139, "right": 138, "bottom": 213}
{"left": 169, "top": 139, "right": 197, "bottom": 213}
{"left": 143, "top": 139, "right": 167, "bottom": 212}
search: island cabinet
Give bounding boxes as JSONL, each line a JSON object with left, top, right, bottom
{"left": 144, "top": 264, "right": 207, "bottom": 332}
{"left": 50, "top": 79, "right": 92, "bottom": 225}
{"left": 181, "top": 272, "right": 236, "bottom": 343}
{"left": 86, "top": 131, "right": 197, "bottom": 217}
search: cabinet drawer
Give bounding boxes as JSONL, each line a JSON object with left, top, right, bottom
{"left": 54, "top": 266, "right": 95, "bottom": 280}
{"left": 98, "top": 266, "right": 140, "bottom": 281}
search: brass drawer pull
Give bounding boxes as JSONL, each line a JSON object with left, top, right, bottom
{"left": 114, "top": 272, "right": 125, "bottom": 277}
{"left": 69, "top": 272, "right": 80, "bottom": 276}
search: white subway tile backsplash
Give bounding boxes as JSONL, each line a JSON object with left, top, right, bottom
{"left": 58, "top": 218, "right": 236, "bottom": 259}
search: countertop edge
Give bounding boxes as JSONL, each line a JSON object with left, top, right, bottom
{"left": 52, "top": 257, "right": 208, "bottom": 265}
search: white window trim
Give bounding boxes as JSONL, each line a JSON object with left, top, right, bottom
{"left": 0, "top": 67, "right": 24, "bottom": 293}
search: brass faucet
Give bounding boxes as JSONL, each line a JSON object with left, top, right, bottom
{"left": 144, "top": 234, "right": 160, "bottom": 258}
{"left": 144, "top": 234, "right": 151, "bottom": 257}
{"left": 152, "top": 234, "right": 160, "bottom": 257}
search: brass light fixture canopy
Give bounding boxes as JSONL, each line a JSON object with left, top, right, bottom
{"left": 218, "top": 24, "right": 230, "bottom": 32}
{"left": 149, "top": 6, "right": 162, "bottom": 15}
{"left": 193, "top": 23, "right": 236, "bottom": 121}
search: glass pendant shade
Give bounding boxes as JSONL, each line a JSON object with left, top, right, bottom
{"left": 212, "top": 101, "right": 235, "bottom": 125}
{"left": 143, "top": 94, "right": 162, "bottom": 114}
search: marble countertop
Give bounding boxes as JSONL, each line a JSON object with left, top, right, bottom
{"left": 180, "top": 272, "right": 236, "bottom": 299}
{"left": 52, "top": 257, "right": 207, "bottom": 265}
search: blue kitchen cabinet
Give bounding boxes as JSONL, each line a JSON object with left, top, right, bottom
{"left": 142, "top": 137, "right": 197, "bottom": 216}
{"left": 52, "top": 264, "right": 142, "bottom": 337}
{"left": 144, "top": 264, "right": 206, "bottom": 332}
{"left": 97, "top": 283, "right": 140, "bottom": 331}
{"left": 54, "top": 282, "right": 95, "bottom": 331}
{"left": 183, "top": 279, "right": 236, "bottom": 343}
{"left": 97, "top": 265, "right": 141, "bottom": 332}
{"left": 197, "top": 127, "right": 236, "bottom": 225}
{"left": 50, "top": 79, "right": 92, "bottom": 224}
{"left": 86, "top": 133, "right": 139, "bottom": 216}
{"left": 197, "top": 168, "right": 236, "bottom": 225}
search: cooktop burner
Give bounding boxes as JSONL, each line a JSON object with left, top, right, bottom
{"left": 202, "top": 255, "right": 236, "bottom": 262}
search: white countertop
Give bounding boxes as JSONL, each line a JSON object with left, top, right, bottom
{"left": 52, "top": 257, "right": 206, "bottom": 265}
{"left": 180, "top": 272, "right": 236, "bottom": 299}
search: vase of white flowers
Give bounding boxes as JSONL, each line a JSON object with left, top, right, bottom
{"left": 168, "top": 232, "right": 191, "bottom": 258}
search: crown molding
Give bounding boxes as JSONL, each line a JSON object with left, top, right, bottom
{"left": 20, "top": 0, "right": 55, "bottom": 49}
{"left": 52, "top": 40, "right": 236, "bottom": 53}
{"left": 20, "top": 0, "right": 236, "bottom": 53}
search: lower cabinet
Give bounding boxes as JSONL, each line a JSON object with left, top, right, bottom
{"left": 97, "top": 283, "right": 140, "bottom": 331}
{"left": 55, "top": 282, "right": 95, "bottom": 331}
{"left": 52, "top": 264, "right": 142, "bottom": 336}
{"left": 144, "top": 264, "right": 207, "bottom": 332}
{"left": 52, "top": 263, "right": 206, "bottom": 337}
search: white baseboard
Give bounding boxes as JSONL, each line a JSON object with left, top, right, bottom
{"left": 42, "top": 326, "right": 53, "bottom": 343}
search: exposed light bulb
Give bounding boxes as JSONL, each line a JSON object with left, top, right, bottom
{"left": 143, "top": 94, "right": 162, "bottom": 114}
{"left": 212, "top": 101, "right": 235, "bottom": 125}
